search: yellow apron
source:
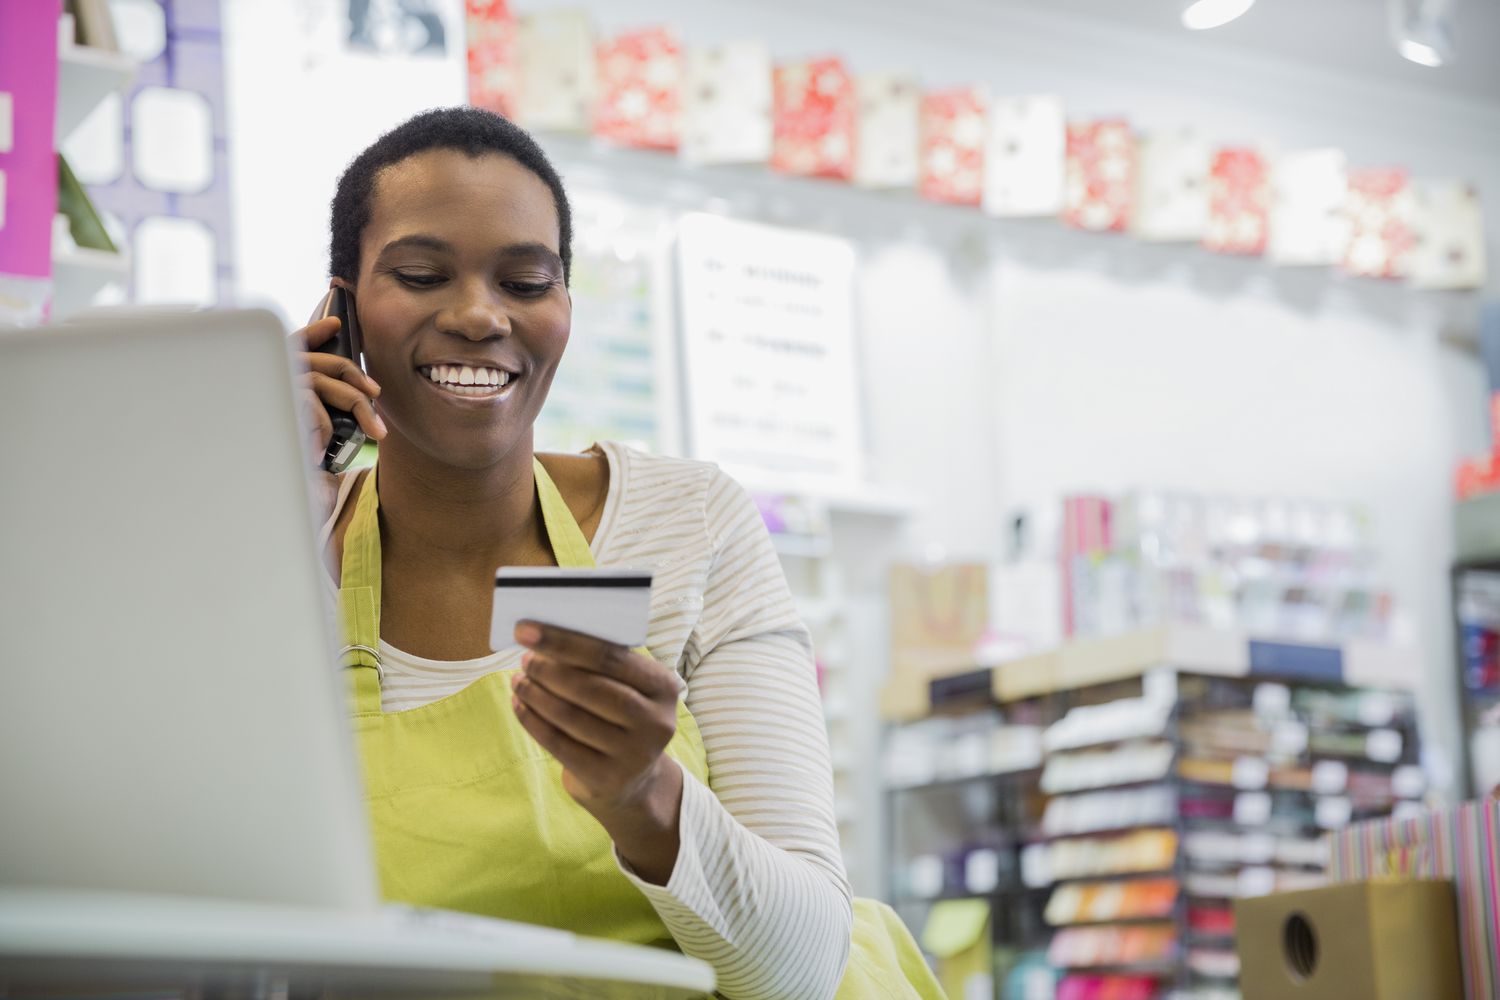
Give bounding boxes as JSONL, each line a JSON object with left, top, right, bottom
{"left": 338, "top": 459, "right": 946, "bottom": 999}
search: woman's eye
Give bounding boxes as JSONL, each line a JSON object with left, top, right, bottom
{"left": 394, "top": 272, "right": 445, "bottom": 287}
{"left": 504, "top": 281, "right": 555, "bottom": 297}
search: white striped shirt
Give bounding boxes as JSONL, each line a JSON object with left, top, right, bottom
{"left": 319, "top": 440, "right": 853, "bottom": 999}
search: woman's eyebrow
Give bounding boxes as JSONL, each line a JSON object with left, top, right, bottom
{"left": 499, "top": 242, "right": 564, "bottom": 269}
{"left": 379, "top": 234, "right": 452, "bottom": 255}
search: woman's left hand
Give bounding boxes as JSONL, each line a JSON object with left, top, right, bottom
{"left": 510, "top": 622, "right": 685, "bottom": 877}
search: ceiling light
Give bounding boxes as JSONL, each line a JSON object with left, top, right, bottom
{"left": 1181, "top": 0, "right": 1256, "bottom": 31}
{"left": 1388, "top": 0, "right": 1457, "bottom": 67}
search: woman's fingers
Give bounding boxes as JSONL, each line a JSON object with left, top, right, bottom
{"left": 516, "top": 624, "right": 682, "bottom": 702}
{"left": 305, "top": 350, "right": 382, "bottom": 400}
{"left": 293, "top": 315, "right": 342, "bottom": 351}
{"left": 306, "top": 372, "right": 387, "bottom": 441}
{"left": 510, "top": 671, "right": 626, "bottom": 755}
{"left": 521, "top": 653, "right": 655, "bottom": 728}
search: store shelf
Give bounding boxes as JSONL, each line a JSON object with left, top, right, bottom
{"left": 57, "top": 44, "right": 137, "bottom": 140}
{"left": 770, "top": 533, "right": 833, "bottom": 558}
{"left": 913, "top": 626, "right": 1423, "bottom": 714}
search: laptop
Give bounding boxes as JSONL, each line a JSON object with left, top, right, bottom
{"left": 0, "top": 309, "right": 712, "bottom": 996}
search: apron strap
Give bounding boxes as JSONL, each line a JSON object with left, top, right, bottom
{"left": 338, "top": 467, "right": 384, "bottom": 715}
{"left": 533, "top": 457, "right": 597, "bottom": 570}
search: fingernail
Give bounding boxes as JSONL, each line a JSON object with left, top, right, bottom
{"left": 515, "top": 623, "right": 541, "bottom": 646}
{"left": 374, "top": 415, "right": 388, "bottom": 437}
{"left": 511, "top": 697, "right": 524, "bottom": 715}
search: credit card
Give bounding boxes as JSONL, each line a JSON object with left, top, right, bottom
{"left": 491, "top": 567, "right": 653, "bottom": 651}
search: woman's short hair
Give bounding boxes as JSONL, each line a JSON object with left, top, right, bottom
{"left": 329, "top": 106, "right": 573, "bottom": 285}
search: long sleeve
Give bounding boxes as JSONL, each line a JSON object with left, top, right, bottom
{"left": 614, "top": 470, "right": 853, "bottom": 1000}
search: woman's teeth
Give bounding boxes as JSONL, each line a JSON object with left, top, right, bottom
{"left": 421, "top": 364, "right": 511, "bottom": 396}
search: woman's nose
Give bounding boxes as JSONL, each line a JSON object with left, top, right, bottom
{"left": 437, "top": 280, "right": 511, "bottom": 341}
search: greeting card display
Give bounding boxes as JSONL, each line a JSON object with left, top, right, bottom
{"left": 514, "top": 10, "right": 595, "bottom": 132}
{"left": 1064, "top": 119, "right": 1133, "bottom": 232}
{"left": 1411, "top": 182, "right": 1486, "bottom": 290}
{"left": 1204, "top": 148, "right": 1270, "bottom": 255}
{"left": 592, "top": 27, "right": 681, "bottom": 151}
{"left": 982, "top": 95, "right": 1066, "bottom": 217}
{"left": 1132, "top": 128, "right": 1210, "bottom": 242}
{"left": 465, "top": 0, "right": 516, "bottom": 119}
{"left": 680, "top": 40, "right": 772, "bottom": 166}
{"left": 771, "top": 57, "right": 856, "bottom": 180}
{"left": 919, "top": 87, "right": 986, "bottom": 206}
{"left": 1268, "top": 149, "right": 1349, "bottom": 266}
{"left": 855, "top": 73, "right": 919, "bottom": 189}
{"left": 1344, "top": 168, "right": 1416, "bottom": 279}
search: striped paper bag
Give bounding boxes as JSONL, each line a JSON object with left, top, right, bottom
{"left": 1327, "top": 800, "right": 1499, "bottom": 1000}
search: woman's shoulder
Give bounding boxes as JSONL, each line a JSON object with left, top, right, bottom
{"left": 590, "top": 441, "right": 760, "bottom": 549}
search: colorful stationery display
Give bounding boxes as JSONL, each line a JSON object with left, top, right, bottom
{"left": 919, "top": 86, "right": 986, "bottom": 206}
{"left": 592, "top": 27, "right": 680, "bottom": 151}
{"left": 0, "top": 0, "right": 60, "bottom": 281}
{"left": 1204, "top": 147, "right": 1270, "bottom": 255}
{"left": 465, "top": 0, "right": 516, "bottom": 119}
{"left": 1344, "top": 167, "right": 1416, "bottom": 279}
{"left": 1064, "top": 119, "right": 1133, "bottom": 232}
{"left": 771, "top": 56, "right": 856, "bottom": 180}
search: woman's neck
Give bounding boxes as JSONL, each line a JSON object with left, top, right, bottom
{"left": 370, "top": 431, "right": 552, "bottom": 569}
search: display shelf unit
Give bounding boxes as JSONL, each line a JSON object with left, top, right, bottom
{"left": 52, "top": 38, "right": 137, "bottom": 320}
{"left": 1451, "top": 494, "right": 1500, "bottom": 799}
{"left": 884, "top": 631, "right": 1426, "bottom": 1000}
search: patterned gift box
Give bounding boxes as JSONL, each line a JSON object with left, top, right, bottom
{"left": 592, "top": 27, "right": 681, "bottom": 151}
{"left": 771, "top": 56, "right": 857, "bottom": 180}
{"left": 514, "top": 9, "right": 595, "bottom": 133}
{"left": 1203, "top": 147, "right": 1269, "bottom": 255}
{"left": 854, "top": 73, "right": 920, "bottom": 189}
{"left": 680, "top": 40, "right": 772, "bottom": 166}
{"left": 1411, "top": 181, "right": 1486, "bottom": 290}
{"left": 1064, "top": 120, "right": 1133, "bottom": 232}
{"left": 1327, "top": 800, "right": 1499, "bottom": 1000}
{"left": 1132, "top": 128, "right": 1210, "bottom": 242}
{"left": 465, "top": 0, "right": 516, "bottom": 119}
{"left": 1268, "top": 149, "right": 1350, "bottom": 266}
{"left": 919, "top": 87, "right": 986, "bottom": 206}
{"left": 1344, "top": 167, "right": 1417, "bottom": 279}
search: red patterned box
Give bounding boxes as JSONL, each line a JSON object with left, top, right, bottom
{"left": 1064, "top": 120, "right": 1133, "bottom": 232}
{"left": 465, "top": 0, "right": 516, "bottom": 118}
{"left": 592, "top": 27, "right": 681, "bottom": 151}
{"left": 771, "top": 57, "right": 856, "bottom": 180}
{"left": 1204, "top": 148, "right": 1269, "bottom": 255}
{"left": 1344, "top": 167, "right": 1416, "bottom": 279}
{"left": 919, "top": 86, "right": 986, "bottom": 206}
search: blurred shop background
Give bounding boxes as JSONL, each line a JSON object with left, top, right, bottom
{"left": 6, "top": 0, "right": 1500, "bottom": 997}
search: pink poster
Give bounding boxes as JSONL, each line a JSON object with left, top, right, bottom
{"left": 0, "top": 0, "right": 60, "bottom": 279}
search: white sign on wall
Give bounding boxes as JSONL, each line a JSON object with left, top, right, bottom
{"left": 675, "top": 213, "right": 864, "bottom": 491}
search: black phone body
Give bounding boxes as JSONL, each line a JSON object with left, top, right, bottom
{"left": 312, "top": 286, "right": 368, "bottom": 474}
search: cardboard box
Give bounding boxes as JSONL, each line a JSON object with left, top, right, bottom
{"left": 1235, "top": 880, "right": 1463, "bottom": 1000}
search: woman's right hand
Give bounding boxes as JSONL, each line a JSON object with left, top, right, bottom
{"left": 291, "top": 315, "right": 387, "bottom": 516}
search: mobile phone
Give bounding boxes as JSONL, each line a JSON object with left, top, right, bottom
{"left": 310, "top": 286, "right": 367, "bottom": 474}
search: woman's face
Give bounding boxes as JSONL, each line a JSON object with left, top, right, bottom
{"left": 352, "top": 149, "right": 570, "bottom": 470}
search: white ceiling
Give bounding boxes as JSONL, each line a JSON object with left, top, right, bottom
{"left": 996, "top": 0, "right": 1500, "bottom": 105}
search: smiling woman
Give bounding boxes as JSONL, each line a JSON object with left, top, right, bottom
{"left": 286, "top": 107, "right": 942, "bottom": 1000}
